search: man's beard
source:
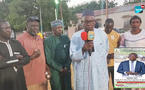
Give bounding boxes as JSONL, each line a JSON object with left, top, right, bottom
{"left": 85, "top": 27, "right": 93, "bottom": 32}
{"left": 29, "top": 31, "right": 37, "bottom": 37}
{"left": 55, "top": 32, "right": 61, "bottom": 36}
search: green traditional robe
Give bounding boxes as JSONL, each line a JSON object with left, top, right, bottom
{"left": 44, "top": 34, "right": 72, "bottom": 90}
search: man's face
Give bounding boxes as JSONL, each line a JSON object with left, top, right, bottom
{"left": 26, "top": 21, "right": 39, "bottom": 37}
{"left": 128, "top": 54, "right": 137, "bottom": 61}
{"left": 0, "top": 22, "right": 11, "bottom": 40}
{"left": 53, "top": 25, "right": 62, "bottom": 36}
{"left": 82, "top": 16, "right": 95, "bottom": 32}
{"left": 105, "top": 23, "right": 114, "bottom": 34}
{"left": 131, "top": 19, "right": 141, "bottom": 29}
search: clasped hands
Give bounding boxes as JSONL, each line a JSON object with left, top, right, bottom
{"left": 126, "top": 71, "right": 138, "bottom": 75}
{"left": 60, "top": 67, "right": 70, "bottom": 76}
{"left": 31, "top": 49, "right": 41, "bottom": 60}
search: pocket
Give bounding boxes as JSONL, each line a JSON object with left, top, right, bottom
{"left": 95, "top": 44, "right": 108, "bottom": 57}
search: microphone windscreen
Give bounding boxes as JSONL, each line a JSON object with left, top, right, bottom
{"left": 81, "top": 31, "right": 88, "bottom": 41}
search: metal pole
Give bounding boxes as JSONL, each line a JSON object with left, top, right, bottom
{"left": 56, "top": 5, "right": 58, "bottom": 20}
{"left": 55, "top": 0, "right": 59, "bottom": 20}
{"left": 40, "top": 6, "right": 43, "bottom": 34}
{"left": 59, "top": 2, "right": 65, "bottom": 34}
{"left": 55, "top": 9, "right": 58, "bottom": 20}
{"left": 106, "top": 0, "right": 108, "bottom": 19}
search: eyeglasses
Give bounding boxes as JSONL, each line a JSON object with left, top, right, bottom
{"left": 82, "top": 20, "right": 95, "bottom": 24}
{"left": 2, "top": 27, "right": 11, "bottom": 32}
{"left": 128, "top": 55, "right": 136, "bottom": 57}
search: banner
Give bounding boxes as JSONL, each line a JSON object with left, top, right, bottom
{"left": 114, "top": 48, "right": 145, "bottom": 88}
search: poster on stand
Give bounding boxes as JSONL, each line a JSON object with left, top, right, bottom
{"left": 114, "top": 48, "right": 145, "bottom": 88}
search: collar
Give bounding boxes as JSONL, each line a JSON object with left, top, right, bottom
{"left": 0, "top": 40, "right": 9, "bottom": 44}
{"left": 52, "top": 34, "right": 62, "bottom": 39}
{"left": 129, "top": 60, "right": 137, "bottom": 63}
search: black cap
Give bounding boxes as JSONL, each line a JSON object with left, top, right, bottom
{"left": 82, "top": 10, "right": 94, "bottom": 17}
{"left": 26, "top": 16, "right": 40, "bottom": 23}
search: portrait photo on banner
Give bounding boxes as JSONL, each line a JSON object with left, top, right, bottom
{"left": 114, "top": 48, "right": 145, "bottom": 89}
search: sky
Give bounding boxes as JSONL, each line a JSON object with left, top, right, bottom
{"left": 67, "top": 0, "right": 125, "bottom": 7}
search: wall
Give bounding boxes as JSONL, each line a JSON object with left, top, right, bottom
{"left": 96, "top": 10, "right": 145, "bottom": 29}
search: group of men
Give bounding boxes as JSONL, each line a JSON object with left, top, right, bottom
{"left": 0, "top": 16, "right": 71, "bottom": 90}
{"left": 1, "top": 9, "right": 145, "bottom": 90}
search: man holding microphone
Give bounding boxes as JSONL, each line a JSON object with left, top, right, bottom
{"left": 70, "top": 10, "right": 109, "bottom": 90}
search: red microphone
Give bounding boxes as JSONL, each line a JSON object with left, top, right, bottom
{"left": 81, "top": 31, "right": 88, "bottom": 41}
{"left": 81, "top": 31, "right": 94, "bottom": 56}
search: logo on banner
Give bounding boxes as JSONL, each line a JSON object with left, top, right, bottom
{"left": 135, "top": 5, "right": 144, "bottom": 13}
{"left": 114, "top": 49, "right": 120, "bottom": 53}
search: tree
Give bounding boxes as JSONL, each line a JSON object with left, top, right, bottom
{"left": 0, "top": 0, "right": 117, "bottom": 31}
{"left": 124, "top": 0, "right": 145, "bottom": 5}
{"left": 0, "top": 0, "right": 13, "bottom": 19}
{"left": 0, "top": 2, "right": 9, "bottom": 19}
{"left": 108, "top": 0, "right": 118, "bottom": 8}
{"left": 7, "top": 0, "right": 38, "bottom": 31}
{"left": 59, "top": 1, "right": 70, "bottom": 29}
{"left": 5, "top": 0, "right": 70, "bottom": 31}
{"left": 0, "top": 0, "right": 70, "bottom": 32}
{"left": 37, "top": 0, "right": 56, "bottom": 31}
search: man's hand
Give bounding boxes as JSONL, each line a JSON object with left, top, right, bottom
{"left": 82, "top": 41, "right": 94, "bottom": 54}
{"left": 110, "top": 53, "right": 114, "bottom": 59}
{"left": 126, "top": 71, "right": 135, "bottom": 75}
{"left": 107, "top": 53, "right": 114, "bottom": 59}
{"left": 15, "top": 55, "right": 23, "bottom": 60}
{"left": 31, "top": 49, "right": 41, "bottom": 60}
{"left": 60, "top": 68, "right": 69, "bottom": 76}
{"left": 126, "top": 71, "right": 139, "bottom": 75}
{"left": 107, "top": 58, "right": 110, "bottom": 64}
{"left": 134, "top": 73, "right": 138, "bottom": 75}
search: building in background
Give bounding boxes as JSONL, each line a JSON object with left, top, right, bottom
{"left": 75, "top": 2, "right": 145, "bottom": 31}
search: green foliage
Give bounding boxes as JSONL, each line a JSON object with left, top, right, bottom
{"left": 5, "top": 0, "right": 14, "bottom": 3}
{"left": 0, "top": 0, "right": 118, "bottom": 31}
{"left": 60, "top": 2, "right": 70, "bottom": 29}
{"left": 38, "top": 0, "right": 55, "bottom": 31}
{"left": 0, "top": 2, "right": 9, "bottom": 19}
{"left": 108, "top": 0, "right": 118, "bottom": 8}
{"left": 6, "top": 0, "right": 37, "bottom": 31}
{"left": 124, "top": 0, "right": 144, "bottom": 5}
{"left": 0, "top": 0, "right": 70, "bottom": 32}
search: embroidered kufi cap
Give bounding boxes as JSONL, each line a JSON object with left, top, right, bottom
{"left": 51, "top": 20, "right": 62, "bottom": 28}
